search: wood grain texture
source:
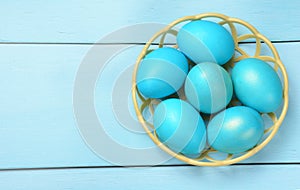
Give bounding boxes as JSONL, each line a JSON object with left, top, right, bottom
{"left": 1, "top": 0, "right": 299, "bottom": 188}
{"left": 0, "top": 0, "right": 300, "bottom": 43}
{"left": 0, "top": 42, "right": 299, "bottom": 169}
{"left": 0, "top": 165, "right": 300, "bottom": 190}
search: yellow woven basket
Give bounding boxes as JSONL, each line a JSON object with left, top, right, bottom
{"left": 132, "top": 13, "right": 289, "bottom": 166}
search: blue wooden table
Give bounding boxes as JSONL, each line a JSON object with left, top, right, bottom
{"left": 1, "top": 0, "right": 300, "bottom": 189}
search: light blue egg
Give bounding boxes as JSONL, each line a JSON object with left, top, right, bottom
{"left": 177, "top": 20, "right": 235, "bottom": 65}
{"left": 207, "top": 106, "right": 264, "bottom": 154}
{"left": 185, "top": 62, "right": 233, "bottom": 114}
{"left": 136, "top": 47, "right": 188, "bottom": 98}
{"left": 232, "top": 58, "right": 283, "bottom": 113}
{"left": 153, "top": 99, "right": 206, "bottom": 156}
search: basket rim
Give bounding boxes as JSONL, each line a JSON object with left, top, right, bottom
{"left": 131, "top": 13, "right": 289, "bottom": 166}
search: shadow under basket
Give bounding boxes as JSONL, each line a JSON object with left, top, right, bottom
{"left": 132, "top": 13, "right": 289, "bottom": 166}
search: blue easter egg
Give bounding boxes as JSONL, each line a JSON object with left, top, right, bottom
{"left": 232, "top": 58, "right": 283, "bottom": 113}
{"left": 153, "top": 98, "right": 206, "bottom": 156}
{"left": 184, "top": 62, "right": 233, "bottom": 114}
{"left": 136, "top": 47, "right": 188, "bottom": 98}
{"left": 177, "top": 20, "right": 235, "bottom": 65}
{"left": 207, "top": 106, "right": 264, "bottom": 154}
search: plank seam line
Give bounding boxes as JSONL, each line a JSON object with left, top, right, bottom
{"left": 0, "top": 40, "right": 300, "bottom": 45}
{"left": 0, "top": 162, "right": 300, "bottom": 172}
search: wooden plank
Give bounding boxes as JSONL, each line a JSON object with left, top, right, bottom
{"left": 0, "top": 165, "right": 299, "bottom": 189}
{"left": 0, "top": 42, "right": 299, "bottom": 169}
{"left": 0, "top": 0, "right": 299, "bottom": 43}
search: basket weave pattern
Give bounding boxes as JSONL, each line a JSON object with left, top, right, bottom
{"left": 132, "top": 13, "right": 289, "bottom": 166}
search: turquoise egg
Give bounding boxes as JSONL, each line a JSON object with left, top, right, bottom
{"left": 153, "top": 98, "right": 206, "bottom": 156}
{"left": 136, "top": 47, "right": 188, "bottom": 98}
{"left": 207, "top": 106, "right": 264, "bottom": 154}
{"left": 177, "top": 20, "right": 235, "bottom": 65}
{"left": 184, "top": 62, "right": 233, "bottom": 114}
{"left": 232, "top": 58, "right": 283, "bottom": 113}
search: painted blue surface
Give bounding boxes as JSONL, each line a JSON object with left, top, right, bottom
{"left": 0, "top": 42, "right": 299, "bottom": 187}
{"left": 1, "top": 165, "right": 300, "bottom": 190}
{"left": 0, "top": 0, "right": 300, "bottom": 43}
{"left": 0, "top": 0, "right": 299, "bottom": 189}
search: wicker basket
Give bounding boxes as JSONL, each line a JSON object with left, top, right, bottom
{"left": 132, "top": 13, "right": 289, "bottom": 166}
